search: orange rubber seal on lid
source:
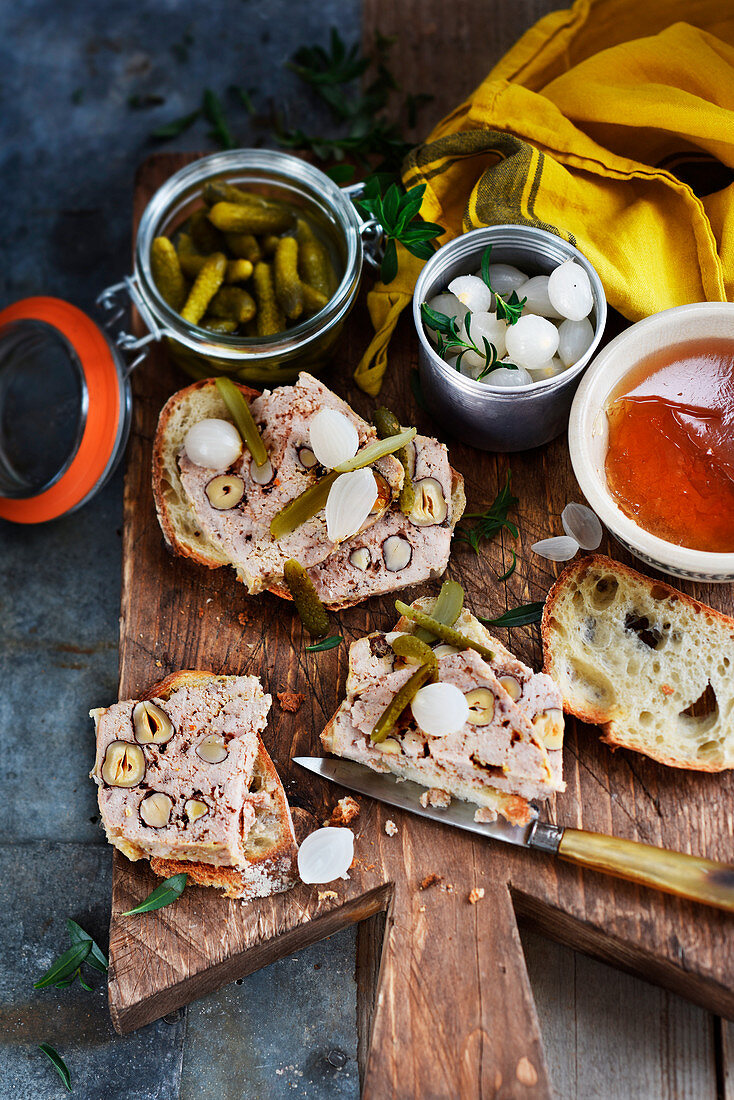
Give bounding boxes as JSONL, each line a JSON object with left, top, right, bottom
{"left": 0, "top": 297, "right": 122, "bottom": 524}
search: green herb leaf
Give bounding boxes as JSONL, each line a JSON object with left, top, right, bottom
{"left": 34, "top": 941, "right": 91, "bottom": 990}
{"left": 497, "top": 550, "right": 517, "bottom": 582}
{"left": 456, "top": 472, "right": 518, "bottom": 553}
{"left": 128, "top": 93, "right": 166, "bottom": 110}
{"left": 325, "top": 164, "right": 355, "bottom": 184}
{"left": 203, "top": 89, "right": 235, "bottom": 150}
{"left": 122, "top": 873, "right": 187, "bottom": 916}
{"left": 305, "top": 635, "right": 343, "bottom": 652}
{"left": 150, "top": 109, "right": 200, "bottom": 141}
{"left": 229, "top": 84, "right": 256, "bottom": 115}
{"left": 38, "top": 1044, "right": 71, "bottom": 1092}
{"left": 380, "top": 238, "right": 398, "bottom": 284}
{"left": 480, "top": 602, "right": 544, "bottom": 628}
{"left": 356, "top": 182, "right": 443, "bottom": 284}
{"left": 66, "top": 919, "right": 108, "bottom": 973}
{"left": 479, "top": 245, "right": 526, "bottom": 325}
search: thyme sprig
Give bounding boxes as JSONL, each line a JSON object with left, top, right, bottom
{"left": 420, "top": 304, "right": 500, "bottom": 375}
{"left": 456, "top": 472, "right": 518, "bottom": 554}
{"left": 480, "top": 245, "right": 525, "bottom": 325}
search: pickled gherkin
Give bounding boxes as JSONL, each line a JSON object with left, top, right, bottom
{"left": 253, "top": 262, "right": 285, "bottom": 336}
{"left": 150, "top": 174, "right": 342, "bottom": 342}
{"left": 390, "top": 633, "right": 437, "bottom": 667}
{"left": 373, "top": 406, "right": 415, "bottom": 515}
{"left": 208, "top": 201, "right": 294, "bottom": 236}
{"left": 270, "top": 472, "right": 338, "bottom": 540}
{"left": 394, "top": 600, "right": 495, "bottom": 661}
{"left": 214, "top": 376, "right": 268, "bottom": 466}
{"left": 273, "top": 237, "right": 304, "bottom": 322}
{"left": 283, "top": 558, "right": 330, "bottom": 637}
{"left": 209, "top": 286, "right": 256, "bottom": 324}
{"left": 226, "top": 232, "right": 262, "bottom": 263}
{"left": 151, "top": 237, "right": 187, "bottom": 311}
{"left": 180, "top": 253, "right": 227, "bottom": 325}
{"left": 371, "top": 662, "right": 435, "bottom": 743}
{"left": 413, "top": 579, "right": 464, "bottom": 644}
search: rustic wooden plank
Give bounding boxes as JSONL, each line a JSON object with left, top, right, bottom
{"left": 109, "top": 144, "right": 734, "bottom": 1100}
{"left": 521, "top": 928, "right": 720, "bottom": 1100}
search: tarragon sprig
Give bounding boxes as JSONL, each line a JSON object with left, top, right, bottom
{"left": 420, "top": 304, "right": 500, "bottom": 375}
{"left": 456, "top": 472, "right": 519, "bottom": 554}
{"left": 355, "top": 179, "right": 443, "bottom": 283}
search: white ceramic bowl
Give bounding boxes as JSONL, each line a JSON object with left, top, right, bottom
{"left": 569, "top": 302, "right": 734, "bottom": 582}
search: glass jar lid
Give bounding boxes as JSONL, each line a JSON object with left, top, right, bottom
{"left": 0, "top": 297, "right": 131, "bottom": 523}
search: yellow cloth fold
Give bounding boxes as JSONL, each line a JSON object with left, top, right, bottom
{"left": 354, "top": 0, "right": 734, "bottom": 395}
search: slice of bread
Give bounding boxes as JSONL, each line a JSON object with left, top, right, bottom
{"left": 542, "top": 555, "right": 734, "bottom": 771}
{"left": 152, "top": 377, "right": 466, "bottom": 610}
{"left": 104, "top": 671, "right": 298, "bottom": 899}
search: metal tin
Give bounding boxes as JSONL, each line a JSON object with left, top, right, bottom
{"left": 412, "top": 226, "right": 607, "bottom": 452}
{"left": 98, "top": 150, "right": 382, "bottom": 387}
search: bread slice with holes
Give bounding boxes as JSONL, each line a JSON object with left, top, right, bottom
{"left": 542, "top": 555, "right": 734, "bottom": 771}
{"left": 90, "top": 671, "right": 298, "bottom": 900}
{"left": 152, "top": 375, "right": 465, "bottom": 610}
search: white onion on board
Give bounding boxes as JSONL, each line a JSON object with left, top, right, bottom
{"left": 298, "top": 827, "right": 354, "bottom": 884}
{"left": 531, "top": 535, "right": 580, "bottom": 562}
{"left": 561, "top": 502, "right": 603, "bottom": 550}
{"left": 325, "top": 468, "right": 378, "bottom": 543}
{"left": 411, "top": 682, "right": 470, "bottom": 737}
{"left": 309, "top": 408, "right": 359, "bottom": 469}
{"left": 547, "top": 260, "right": 593, "bottom": 321}
{"left": 184, "top": 418, "right": 243, "bottom": 469}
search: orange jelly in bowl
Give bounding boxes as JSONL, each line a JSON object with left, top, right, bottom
{"left": 605, "top": 339, "right": 734, "bottom": 553}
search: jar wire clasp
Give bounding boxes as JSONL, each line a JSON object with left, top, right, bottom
{"left": 96, "top": 275, "right": 176, "bottom": 376}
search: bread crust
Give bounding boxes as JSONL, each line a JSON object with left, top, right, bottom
{"left": 140, "top": 669, "right": 298, "bottom": 897}
{"left": 542, "top": 554, "right": 734, "bottom": 772}
{"left": 153, "top": 378, "right": 466, "bottom": 610}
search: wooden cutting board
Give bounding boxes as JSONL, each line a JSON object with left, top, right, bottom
{"left": 107, "top": 150, "right": 734, "bottom": 1100}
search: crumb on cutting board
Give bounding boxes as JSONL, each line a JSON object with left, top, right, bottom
{"left": 419, "top": 873, "right": 442, "bottom": 891}
{"left": 419, "top": 788, "right": 451, "bottom": 809}
{"left": 384, "top": 819, "right": 398, "bottom": 836}
{"left": 468, "top": 887, "right": 485, "bottom": 904}
{"left": 326, "top": 795, "right": 360, "bottom": 827}
{"left": 277, "top": 690, "right": 306, "bottom": 713}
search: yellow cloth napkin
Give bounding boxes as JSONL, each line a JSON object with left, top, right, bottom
{"left": 354, "top": 0, "right": 734, "bottom": 396}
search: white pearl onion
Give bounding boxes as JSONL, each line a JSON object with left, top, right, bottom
{"left": 486, "top": 263, "right": 527, "bottom": 295}
{"left": 481, "top": 366, "right": 533, "bottom": 387}
{"left": 411, "top": 682, "right": 470, "bottom": 737}
{"left": 447, "top": 274, "right": 493, "bottom": 314}
{"left": 298, "top": 828, "right": 354, "bottom": 884}
{"left": 184, "top": 418, "right": 243, "bottom": 469}
{"left": 504, "top": 314, "right": 559, "bottom": 368}
{"left": 557, "top": 317, "right": 594, "bottom": 367}
{"left": 515, "top": 275, "right": 562, "bottom": 319}
{"left": 547, "top": 260, "right": 593, "bottom": 321}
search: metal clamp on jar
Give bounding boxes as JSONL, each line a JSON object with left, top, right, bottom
{"left": 0, "top": 150, "right": 384, "bottom": 523}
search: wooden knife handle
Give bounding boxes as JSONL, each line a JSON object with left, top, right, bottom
{"left": 558, "top": 828, "right": 734, "bottom": 913}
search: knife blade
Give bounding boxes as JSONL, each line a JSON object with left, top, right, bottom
{"left": 294, "top": 756, "right": 734, "bottom": 912}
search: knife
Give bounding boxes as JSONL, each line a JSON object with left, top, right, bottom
{"left": 295, "top": 756, "right": 734, "bottom": 914}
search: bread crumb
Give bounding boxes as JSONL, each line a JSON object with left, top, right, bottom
{"left": 419, "top": 873, "right": 442, "bottom": 890}
{"left": 318, "top": 890, "right": 338, "bottom": 902}
{"left": 418, "top": 905, "right": 426, "bottom": 912}
{"left": 326, "top": 796, "right": 360, "bottom": 827}
{"left": 661, "top": 684, "right": 674, "bottom": 695}
{"left": 474, "top": 807, "right": 497, "bottom": 824}
{"left": 384, "top": 819, "right": 398, "bottom": 836}
{"left": 440, "top": 882, "right": 455, "bottom": 894}
{"left": 468, "top": 887, "right": 485, "bottom": 904}
{"left": 237, "top": 611, "right": 249, "bottom": 627}
{"left": 277, "top": 691, "right": 306, "bottom": 713}
{"left": 155, "top": 659, "right": 162, "bottom": 668}
{"left": 419, "top": 788, "right": 451, "bottom": 809}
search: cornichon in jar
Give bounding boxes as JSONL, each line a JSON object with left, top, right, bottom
{"left": 273, "top": 237, "right": 304, "bottom": 322}
{"left": 214, "top": 376, "right": 268, "bottom": 466}
{"left": 202, "top": 318, "right": 238, "bottom": 334}
{"left": 253, "top": 262, "right": 285, "bottom": 336}
{"left": 150, "top": 237, "right": 187, "bottom": 311}
{"left": 373, "top": 406, "right": 415, "bottom": 515}
{"left": 180, "top": 253, "right": 227, "bottom": 325}
{"left": 301, "top": 282, "right": 329, "bottom": 317}
{"left": 209, "top": 286, "right": 257, "bottom": 324}
{"left": 208, "top": 201, "right": 295, "bottom": 236}
{"left": 203, "top": 180, "right": 272, "bottom": 208}
{"left": 179, "top": 252, "right": 254, "bottom": 284}
{"left": 269, "top": 429, "right": 417, "bottom": 540}
{"left": 413, "top": 579, "right": 464, "bottom": 644}
{"left": 226, "top": 232, "right": 262, "bottom": 263}
{"left": 296, "top": 218, "right": 337, "bottom": 297}
{"left": 188, "top": 208, "right": 226, "bottom": 254}
{"left": 371, "top": 661, "right": 436, "bottom": 743}
{"left": 283, "top": 558, "right": 330, "bottom": 637}
{"left": 394, "top": 600, "right": 495, "bottom": 661}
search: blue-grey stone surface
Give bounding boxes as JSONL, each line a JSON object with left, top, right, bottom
{"left": 0, "top": 2, "right": 360, "bottom": 1097}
